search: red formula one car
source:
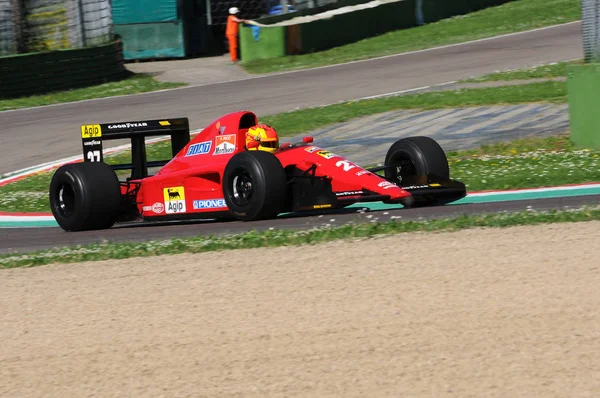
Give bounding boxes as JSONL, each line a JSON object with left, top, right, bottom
{"left": 49, "top": 111, "right": 466, "bottom": 231}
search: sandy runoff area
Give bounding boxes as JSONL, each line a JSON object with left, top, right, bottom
{"left": 1, "top": 221, "right": 599, "bottom": 397}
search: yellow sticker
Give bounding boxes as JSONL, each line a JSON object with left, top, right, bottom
{"left": 316, "top": 150, "right": 336, "bottom": 159}
{"left": 164, "top": 186, "right": 185, "bottom": 202}
{"left": 163, "top": 186, "right": 186, "bottom": 214}
{"left": 313, "top": 204, "right": 332, "bottom": 209}
{"left": 429, "top": 183, "right": 441, "bottom": 187}
{"left": 81, "top": 124, "right": 102, "bottom": 138}
{"left": 159, "top": 121, "right": 171, "bottom": 126}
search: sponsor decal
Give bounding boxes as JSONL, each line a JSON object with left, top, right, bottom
{"left": 163, "top": 187, "right": 186, "bottom": 214}
{"left": 403, "top": 184, "right": 438, "bottom": 190}
{"left": 186, "top": 141, "right": 212, "bottom": 157}
{"left": 193, "top": 198, "right": 227, "bottom": 209}
{"left": 335, "top": 160, "right": 357, "bottom": 172}
{"left": 316, "top": 150, "right": 336, "bottom": 160}
{"left": 356, "top": 170, "right": 369, "bottom": 176}
{"left": 107, "top": 122, "right": 148, "bottom": 129}
{"left": 313, "top": 204, "right": 332, "bottom": 209}
{"left": 378, "top": 181, "right": 398, "bottom": 190}
{"left": 152, "top": 202, "right": 165, "bottom": 214}
{"left": 304, "top": 146, "right": 320, "bottom": 153}
{"left": 83, "top": 140, "right": 101, "bottom": 147}
{"left": 335, "top": 190, "right": 363, "bottom": 197}
{"left": 144, "top": 202, "right": 165, "bottom": 214}
{"left": 214, "top": 134, "right": 236, "bottom": 155}
{"left": 159, "top": 121, "right": 171, "bottom": 126}
{"left": 80, "top": 124, "right": 102, "bottom": 138}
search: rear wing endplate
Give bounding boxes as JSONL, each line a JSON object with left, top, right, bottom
{"left": 81, "top": 118, "right": 190, "bottom": 179}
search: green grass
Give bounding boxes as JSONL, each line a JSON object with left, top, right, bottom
{"left": 461, "top": 60, "right": 579, "bottom": 82}
{"left": 2, "top": 207, "right": 599, "bottom": 268}
{"left": 0, "top": 74, "right": 186, "bottom": 112}
{"left": 446, "top": 134, "right": 575, "bottom": 157}
{"left": 242, "top": 0, "right": 581, "bottom": 74}
{"left": 449, "top": 144, "right": 600, "bottom": 191}
{"left": 0, "top": 172, "right": 55, "bottom": 213}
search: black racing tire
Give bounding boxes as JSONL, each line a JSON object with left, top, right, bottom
{"left": 49, "top": 162, "right": 121, "bottom": 231}
{"left": 384, "top": 136, "right": 450, "bottom": 186}
{"left": 223, "top": 151, "right": 287, "bottom": 221}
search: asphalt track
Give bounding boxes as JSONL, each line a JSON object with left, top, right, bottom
{"left": 2, "top": 194, "right": 599, "bottom": 254}
{"left": 0, "top": 22, "right": 583, "bottom": 175}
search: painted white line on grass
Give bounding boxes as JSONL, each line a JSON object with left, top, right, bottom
{"left": 0, "top": 21, "right": 581, "bottom": 114}
{"left": 356, "top": 81, "right": 458, "bottom": 100}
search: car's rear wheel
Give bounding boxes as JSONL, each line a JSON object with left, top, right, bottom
{"left": 49, "top": 162, "right": 121, "bottom": 231}
{"left": 223, "top": 151, "right": 287, "bottom": 221}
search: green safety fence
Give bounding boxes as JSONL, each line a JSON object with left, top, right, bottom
{"left": 421, "top": 0, "right": 514, "bottom": 24}
{"left": 0, "top": 41, "right": 129, "bottom": 99}
{"left": 240, "top": 26, "right": 286, "bottom": 62}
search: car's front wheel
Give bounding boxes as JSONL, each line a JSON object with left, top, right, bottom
{"left": 223, "top": 151, "right": 287, "bottom": 221}
{"left": 49, "top": 162, "right": 121, "bottom": 231}
{"left": 384, "top": 136, "right": 450, "bottom": 186}
{"left": 384, "top": 136, "right": 452, "bottom": 207}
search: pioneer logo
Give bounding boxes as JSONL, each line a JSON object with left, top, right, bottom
{"left": 108, "top": 122, "right": 148, "bottom": 129}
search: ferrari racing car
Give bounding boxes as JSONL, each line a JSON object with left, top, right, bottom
{"left": 49, "top": 111, "right": 467, "bottom": 231}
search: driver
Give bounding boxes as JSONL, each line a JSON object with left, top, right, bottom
{"left": 245, "top": 124, "right": 280, "bottom": 153}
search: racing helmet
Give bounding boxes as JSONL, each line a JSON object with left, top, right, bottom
{"left": 245, "top": 124, "right": 279, "bottom": 153}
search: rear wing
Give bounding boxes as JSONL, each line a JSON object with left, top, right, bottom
{"left": 81, "top": 118, "right": 190, "bottom": 179}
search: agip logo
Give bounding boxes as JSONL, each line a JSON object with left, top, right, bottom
{"left": 163, "top": 187, "right": 186, "bottom": 214}
{"left": 81, "top": 124, "right": 102, "bottom": 138}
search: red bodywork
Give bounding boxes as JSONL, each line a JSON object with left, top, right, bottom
{"left": 126, "top": 111, "right": 412, "bottom": 219}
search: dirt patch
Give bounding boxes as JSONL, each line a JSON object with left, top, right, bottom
{"left": 1, "top": 222, "right": 599, "bottom": 397}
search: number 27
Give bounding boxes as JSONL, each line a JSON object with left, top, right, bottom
{"left": 87, "top": 150, "right": 101, "bottom": 162}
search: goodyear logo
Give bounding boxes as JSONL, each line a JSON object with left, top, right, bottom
{"left": 186, "top": 141, "right": 212, "bottom": 157}
{"left": 81, "top": 124, "right": 102, "bottom": 138}
{"left": 83, "top": 140, "right": 101, "bottom": 147}
{"left": 107, "top": 122, "right": 148, "bottom": 129}
{"left": 164, "top": 186, "right": 186, "bottom": 214}
{"left": 313, "top": 204, "right": 332, "bottom": 209}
